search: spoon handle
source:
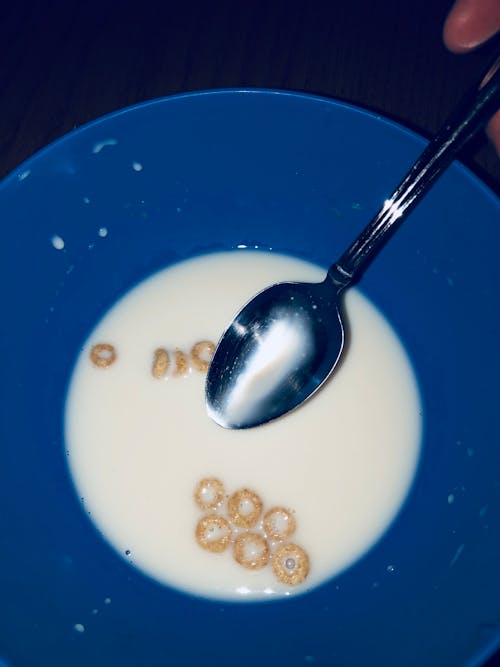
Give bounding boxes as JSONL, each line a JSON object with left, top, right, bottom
{"left": 330, "top": 48, "right": 500, "bottom": 287}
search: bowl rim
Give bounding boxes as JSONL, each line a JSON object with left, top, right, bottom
{"left": 1, "top": 87, "right": 498, "bottom": 206}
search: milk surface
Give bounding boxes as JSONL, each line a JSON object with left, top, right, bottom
{"left": 65, "top": 251, "right": 422, "bottom": 600}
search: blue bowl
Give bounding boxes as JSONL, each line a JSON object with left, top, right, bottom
{"left": 0, "top": 90, "right": 499, "bottom": 667}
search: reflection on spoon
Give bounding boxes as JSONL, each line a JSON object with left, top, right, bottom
{"left": 219, "top": 316, "right": 313, "bottom": 426}
{"left": 206, "top": 277, "right": 344, "bottom": 428}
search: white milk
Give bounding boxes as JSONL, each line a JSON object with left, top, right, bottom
{"left": 65, "top": 251, "right": 422, "bottom": 601}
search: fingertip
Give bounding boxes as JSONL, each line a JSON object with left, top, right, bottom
{"left": 443, "top": 0, "right": 472, "bottom": 53}
{"left": 443, "top": 0, "right": 500, "bottom": 53}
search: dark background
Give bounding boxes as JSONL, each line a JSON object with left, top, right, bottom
{"left": 0, "top": 1, "right": 499, "bottom": 666}
{"left": 0, "top": 0, "right": 499, "bottom": 193}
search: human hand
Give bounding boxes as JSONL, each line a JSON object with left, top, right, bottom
{"left": 443, "top": 0, "right": 500, "bottom": 155}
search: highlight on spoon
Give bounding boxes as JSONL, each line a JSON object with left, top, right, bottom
{"left": 207, "top": 318, "right": 314, "bottom": 427}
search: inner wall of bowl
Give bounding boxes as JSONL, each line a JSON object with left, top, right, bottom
{"left": 1, "top": 90, "right": 499, "bottom": 667}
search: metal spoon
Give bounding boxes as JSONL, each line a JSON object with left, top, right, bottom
{"left": 206, "top": 51, "right": 500, "bottom": 429}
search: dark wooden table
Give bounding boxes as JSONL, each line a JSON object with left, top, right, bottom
{"left": 1, "top": 1, "right": 499, "bottom": 665}
{"left": 1, "top": 0, "right": 499, "bottom": 193}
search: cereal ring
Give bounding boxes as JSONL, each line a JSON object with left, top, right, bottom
{"left": 233, "top": 532, "right": 270, "bottom": 570}
{"left": 173, "top": 349, "right": 189, "bottom": 377}
{"left": 272, "top": 543, "right": 309, "bottom": 585}
{"left": 195, "top": 514, "right": 232, "bottom": 553}
{"left": 194, "top": 478, "right": 225, "bottom": 511}
{"left": 263, "top": 507, "right": 296, "bottom": 542}
{"left": 191, "top": 341, "right": 215, "bottom": 373}
{"left": 227, "top": 488, "right": 263, "bottom": 529}
{"left": 152, "top": 348, "right": 170, "bottom": 378}
{"left": 90, "top": 343, "right": 116, "bottom": 368}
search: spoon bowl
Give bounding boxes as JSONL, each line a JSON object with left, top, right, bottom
{"left": 206, "top": 276, "right": 345, "bottom": 428}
